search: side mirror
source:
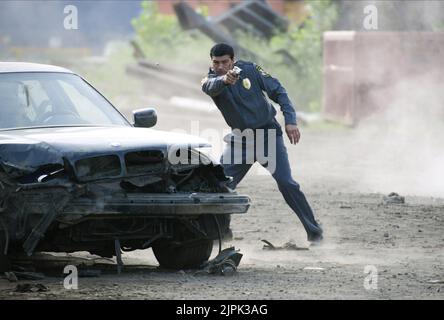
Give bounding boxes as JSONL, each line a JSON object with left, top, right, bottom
{"left": 133, "top": 108, "right": 157, "bottom": 128}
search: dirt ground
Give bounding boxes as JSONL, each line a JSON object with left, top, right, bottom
{"left": 0, "top": 87, "right": 443, "bottom": 301}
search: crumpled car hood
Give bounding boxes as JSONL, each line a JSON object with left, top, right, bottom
{"left": 0, "top": 126, "right": 211, "bottom": 173}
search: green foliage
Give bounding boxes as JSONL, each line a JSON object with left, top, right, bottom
{"left": 237, "top": 0, "right": 338, "bottom": 112}
{"left": 195, "top": 5, "right": 209, "bottom": 18}
{"left": 131, "top": 1, "right": 212, "bottom": 64}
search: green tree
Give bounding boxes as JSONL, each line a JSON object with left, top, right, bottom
{"left": 131, "top": 1, "right": 211, "bottom": 64}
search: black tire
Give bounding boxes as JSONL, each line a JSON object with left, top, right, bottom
{"left": 197, "top": 214, "right": 232, "bottom": 240}
{"left": 152, "top": 239, "right": 213, "bottom": 270}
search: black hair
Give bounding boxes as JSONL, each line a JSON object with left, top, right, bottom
{"left": 210, "top": 43, "right": 234, "bottom": 59}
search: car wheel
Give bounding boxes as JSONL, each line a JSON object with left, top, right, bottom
{"left": 152, "top": 239, "right": 213, "bottom": 270}
{"left": 197, "top": 214, "right": 232, "bottom": 240}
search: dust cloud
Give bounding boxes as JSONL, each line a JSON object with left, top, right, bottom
{"left": 350, "top": 71, "right": 444, "bottom": 197}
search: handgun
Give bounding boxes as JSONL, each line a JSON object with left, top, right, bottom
{"left": 232, "top": 66, "right": 242, "bottom": 76}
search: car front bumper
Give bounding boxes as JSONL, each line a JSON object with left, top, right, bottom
{"left": 61, "top": 193, "right": 251, "bottom": 217}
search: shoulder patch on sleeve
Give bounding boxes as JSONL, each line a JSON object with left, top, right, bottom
{"left": 255, "top": 65, "right": 271, "bottom": 77}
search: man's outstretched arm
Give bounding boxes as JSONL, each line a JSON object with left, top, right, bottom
{"left": 201, "top": 75, "right": 226, "bottom": 97}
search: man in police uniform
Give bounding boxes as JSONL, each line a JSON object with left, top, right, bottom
{"left": 201, "top": 43, "right": 323, "bottom": 244}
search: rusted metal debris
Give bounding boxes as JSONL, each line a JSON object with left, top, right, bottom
{"left": 174, "top": 1, "right": 288, "bottom": 40}
{"left": 261, "top": 239, "right": 309, "bottom": 251}
{"left": 173, "top": 1, "right": 289, "bottom": 59}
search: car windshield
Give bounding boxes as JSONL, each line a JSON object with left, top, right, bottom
{"left": 0, "top": 72, "right": 130, "bottom": 130}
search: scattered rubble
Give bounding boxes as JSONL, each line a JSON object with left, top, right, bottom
{"left": 383, "top": 192, "right": 405, "bottom": 204}
{"left": 426, "top": 279, "right": 444, "bottom": 284}
{"left": 261, "top": 239, "right": 309, "bottom": 251}
{"left": 14, "top": 283, "right": 48, "bottom": 293}
{"left": 4, "top": 271, "right": 17, "bottom": 282}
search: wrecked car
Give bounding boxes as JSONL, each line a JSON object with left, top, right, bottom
{"left": 0, "top": 62, "right": 250, "bottom": 271}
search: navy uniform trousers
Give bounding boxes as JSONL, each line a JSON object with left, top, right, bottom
{"left": 220, "top": 129, "right": 323, "bottom": 240}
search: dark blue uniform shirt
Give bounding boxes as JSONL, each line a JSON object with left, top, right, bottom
{"left": 201, "top": 60, "right": 297, "bottom": 131}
